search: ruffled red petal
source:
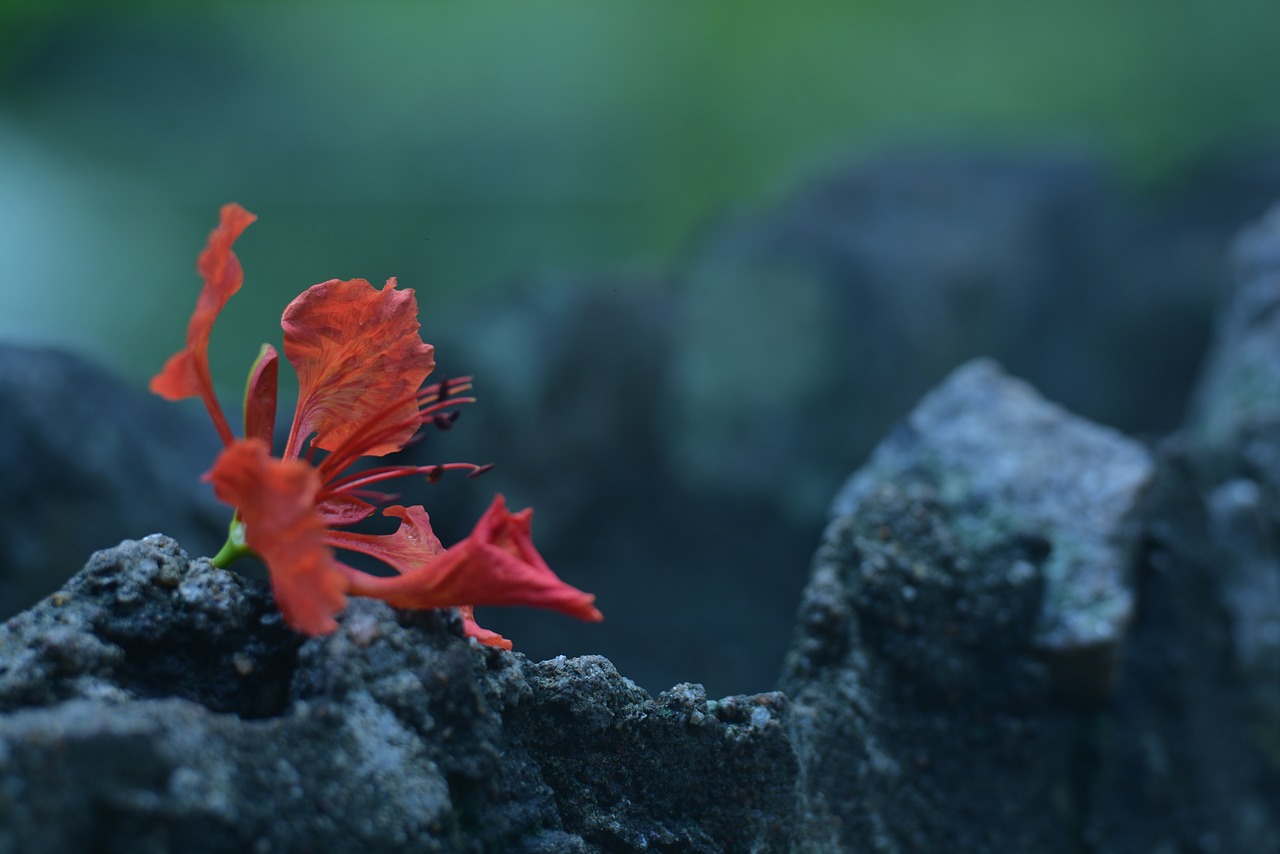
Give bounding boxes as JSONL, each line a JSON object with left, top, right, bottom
{"left": 281, "top": 278, "right": 435, "bottom": 459}
{"left": 151, "top": 203, "right": 256, "bottom": 445}
{"left": 206, "top": 439, "right": 349, "bottom": 635}
{"left": 325, "top": 504, "right": 445, "bottom": 571}
{"left": 341, "top": 495, "right": 602, "bottom": 623}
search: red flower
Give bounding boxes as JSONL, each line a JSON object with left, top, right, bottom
{"left": 152, "top": 203, "right": 602, "bottom": 647}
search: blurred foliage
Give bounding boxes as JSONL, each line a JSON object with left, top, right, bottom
{"left": 2, "top": 0, "right": 1280, "bottom": 386}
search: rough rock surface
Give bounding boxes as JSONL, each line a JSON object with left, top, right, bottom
{"left": 784, "top": 484, "right": 1065, "bottom": 852}
{"left": 831, "top": 359, "right": 1154, "bottom": 693}
{"left": 779, "top": 350, "right": 1280, "bottom": 851}
{"left": 782, "top": 361, "right": 1154, "bottom": 851}
{"left": 0, "top": 537, "right": 795, "bottom": 853}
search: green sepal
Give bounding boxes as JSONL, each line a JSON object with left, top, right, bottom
{"left": 212, "top": 517, "right": 254, "bottom": 567}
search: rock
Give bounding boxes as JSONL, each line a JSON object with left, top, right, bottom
{"left": 0, "top": 536, "right": 797, "bottom": 853}
{"left": 778, "top": 335, "right": 1280, "bottom": 852}
{"left": 783, "top": 485, "right": 1066, "bottom": 853}
{"left": 10, "top": 155, "right": 1280, "bottom": 852}
{"left": 781, "top": 360, "right": 1155, "bottom": 851}
{"left": 831, "top": 358, "right": 1154, "bottom": 695}
{"left": 0, "top": 535, "right": 296, "bottom": 718}
{"left": 1083, "top": 446, "right": 1280, "bottom": 853}
{"left": 0, "top": 344, "right": 226, "bottom": 619}
{"left": 7, "top": 279, "right": 1280, "bottom": 850}
{"left": 1188, "top": 201, "right": 1280, "bottom": 464}
{"left": 511, "top": 660, "right": 795, "bottom": 852}
{"left": 1182, "top": 200, "right": 1280, "bottom": 779}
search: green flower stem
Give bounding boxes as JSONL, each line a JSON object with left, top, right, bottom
{"left": 211, "top": 518, "right": 254, "bottom": 568}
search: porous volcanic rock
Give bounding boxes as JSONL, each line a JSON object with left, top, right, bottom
{"left": 0, "top": 536, "right": 796, "bottom": 853}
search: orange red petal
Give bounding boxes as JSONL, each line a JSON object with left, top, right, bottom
{"left": 243, "top": 343, "right": 279, "bottom": 446}
{"left": 206, "top": 439, "right": 349, "bottom": 635}
{"left": 325, "top": 504, "right": 445, "bottom": 572}
{"left": 458, "top": 606, "right": 513, "bottom": 650}
{"left": 281, "top": 278, "right": 435, "bottom": 459}
{"left": 151, "top": 203, "right": 256, "bottom": 446}
{"left": 341, "top": 495, "right": 602, "bottom": 623}
{"left": 315, "top": 493, "right": 377, "bottom": 526}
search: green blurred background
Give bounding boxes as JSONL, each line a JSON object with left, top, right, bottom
{"left": 4, "top": 0, "right": 1280, "bottom": 387}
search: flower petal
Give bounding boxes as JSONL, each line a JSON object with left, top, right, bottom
{"left": 243, "top": 343, "right": 279, "bottom": 447}
{"left": 315, "top": 493, "right": 377, "bottom": 526}
{"left": 342, "top": 495, "right": 602, "bottom": 624}
{"left": 459, "top": 606, "right": 512, "bottom": 650}
{"left": 281, "top": 278, "right": 435, "bottom": 459}
{"left": 151, "top": 203, "right": 256, "bottom": 446}
{"left": 206, "top": 439, "right": 349, "bottom": 635}
{"left": 325, "top": 504, "right": 445, "bottom": 570}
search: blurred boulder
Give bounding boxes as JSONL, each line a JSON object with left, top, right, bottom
{"left": 671, "top": 149, "right": 1280, "bottom": 525}
{"left": 1188, "top": 200, "right": 1280, "bottom": 465}
{"left": 1183, "top": 200, "right": 1280, "bottom": 762}
{"left": 0, "top": 344, "right": 225, "bottom": 619}
{"left": 1083, "top": 443, "right": 1280, "bottom": 853}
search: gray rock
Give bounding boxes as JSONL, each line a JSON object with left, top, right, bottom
{"left": 1084, "top": 447, "right": 1280, "bottom": 853}
{"left": 5, "top": 335, "right": 1280, "bottom": 850}
{"left": 0, "top": 535, "right": 296, "bottom": 718}
{"left": 511, "top": 660, "right": 795, "bottom": 853}
{"left": 1183, "top": 200, "right": 1280, "bottom": 773}
{"left": 781, "top": 361, "right": 1156, "bottom": 851}
{"left": 782, "top": 484, "right": 1065, "bottom": 853}
{"left": 780, "top": 348, "right": 1280, "bottom": 852}
{"left": 0, "top": 536, "right": 797, "bottom": 853}
{"left": 832, "top": 358, "right": 1154, "bottom": 691}
{"left": 10, "top": 157, "right": 1280, "bottom": 853}
{"left": 1188, "top": 201, "right": 1280, "bottom": 461}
